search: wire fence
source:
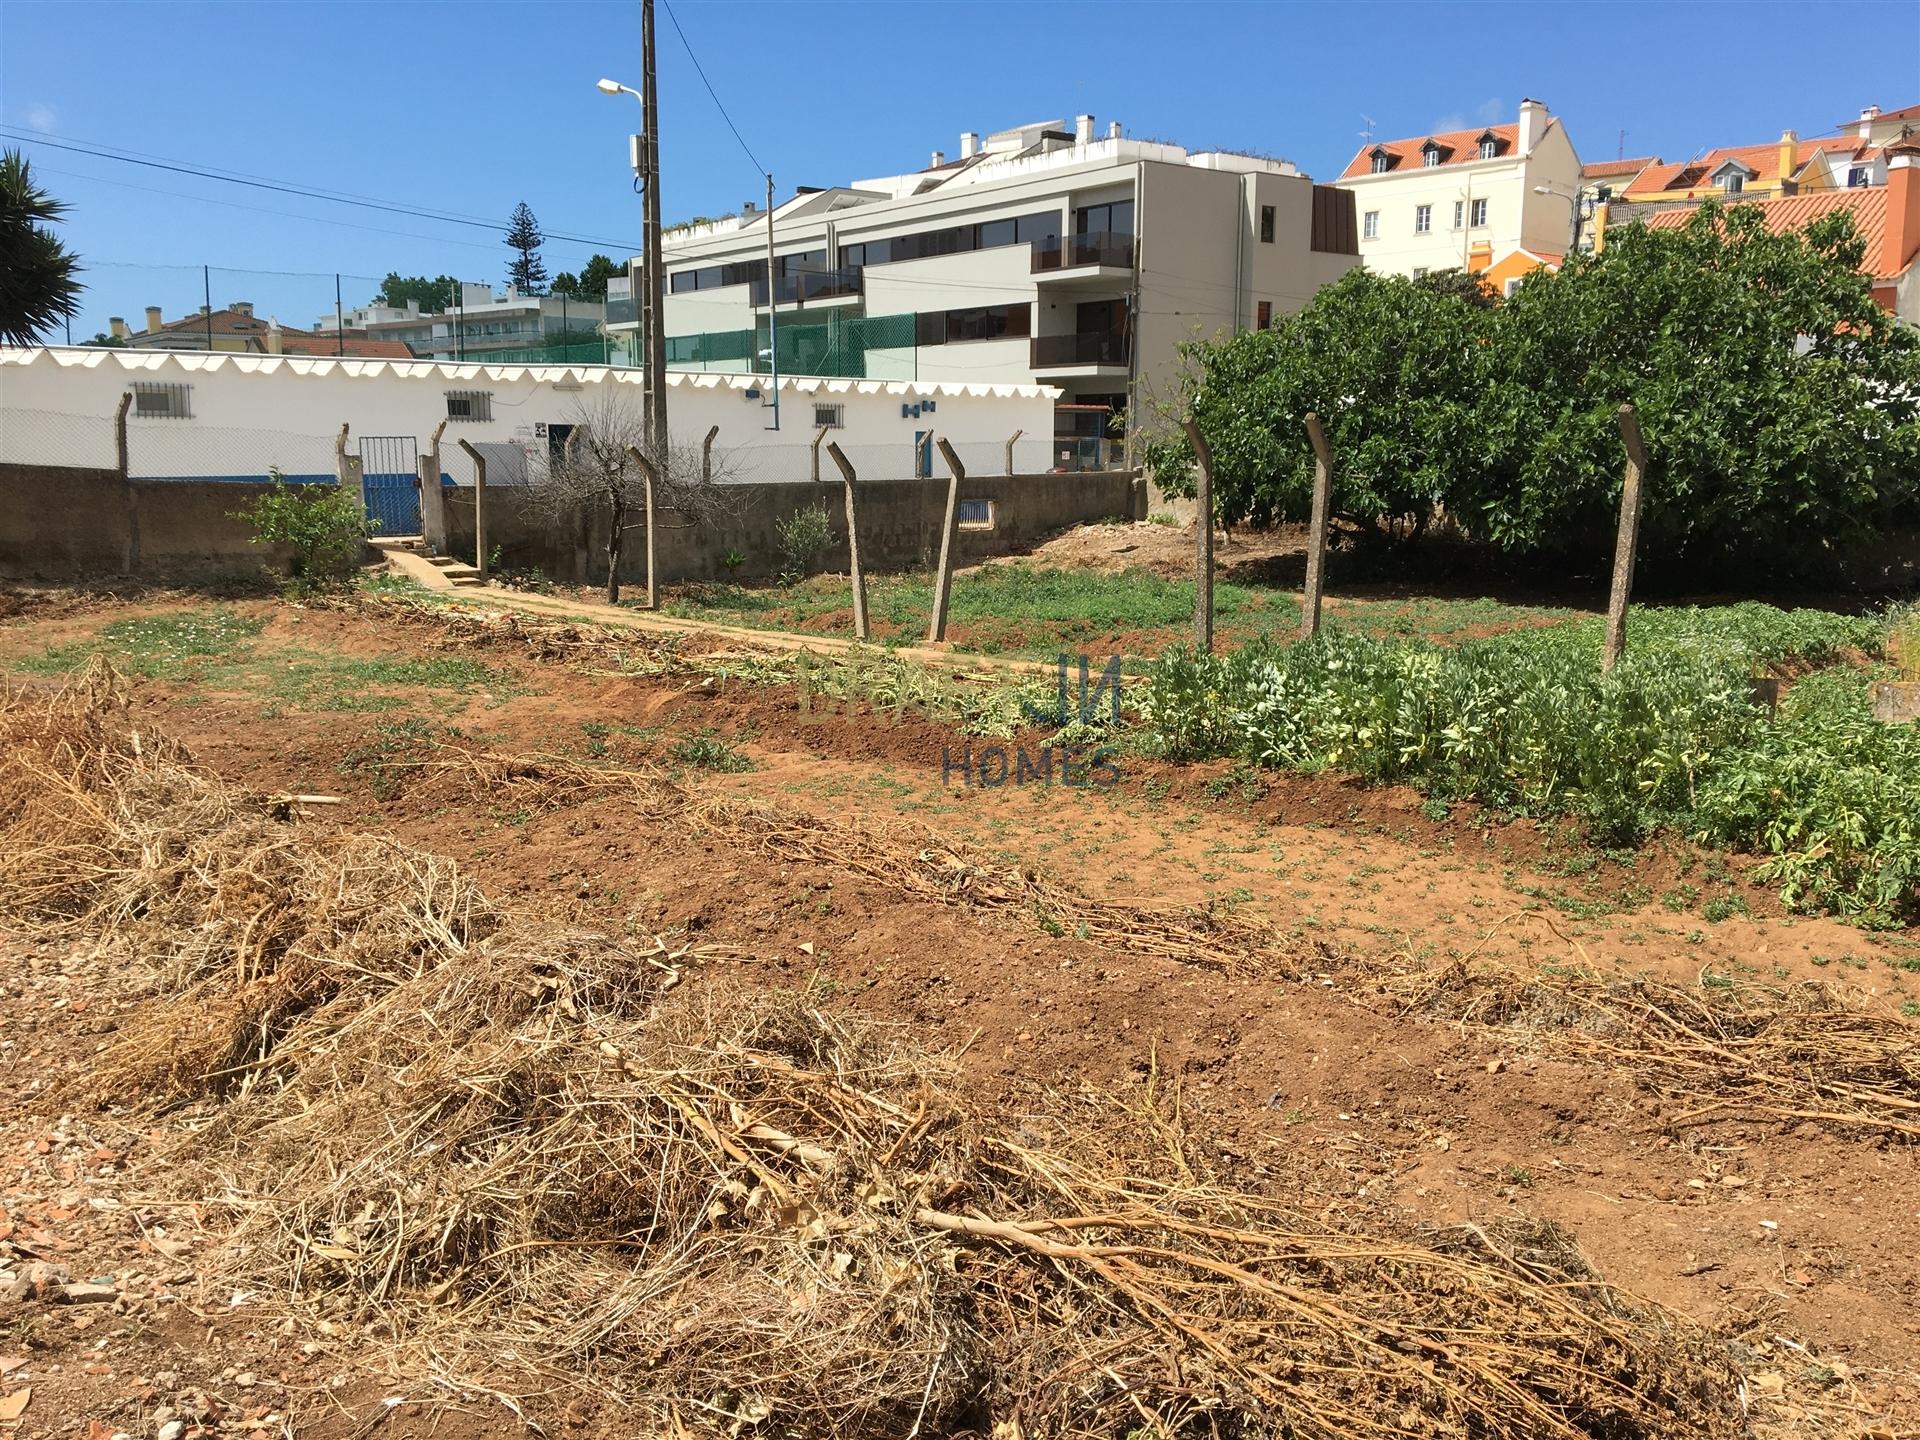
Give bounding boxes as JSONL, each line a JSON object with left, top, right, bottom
{"left": 128, "top": 421, "right": 339, "bottom": 483}
{"left": 2, "top": 408, "right": 118, "bottom": 470}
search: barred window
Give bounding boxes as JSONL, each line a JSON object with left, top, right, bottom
{"left": 446, "top": 390, "right": 492, "bottom": 422}
{"left": 130, "top": 381, "right": 191, "bottom": 419}
{"left": 813, "top": 402, "right": 844, "bottom": 430}
{"left": 957, "top": 499, "right": 994, "bottom": 529}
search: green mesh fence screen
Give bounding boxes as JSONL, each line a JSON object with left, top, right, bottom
{"left": 665, "top": 312, "right": 916, "bottom": 379}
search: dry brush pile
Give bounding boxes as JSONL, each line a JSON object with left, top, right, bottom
{"left": 0, "top": 663, "right": 1753, "bottom": 1439}
{"left": 1382, "top": 954, "right": 1920, "bottom": 1142}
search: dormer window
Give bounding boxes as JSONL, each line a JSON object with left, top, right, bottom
{"left": 1422, "top": 147, "right": 1441, "bottom": 167}
{"left": 1369, "top": 148, "right": 1391, "bottom": 174}
{"left": 1721, "top": 172, "right": 1744, "bottom": 194}
{"left": 1479, "top": 139, "right": 1498, "bottom": 160}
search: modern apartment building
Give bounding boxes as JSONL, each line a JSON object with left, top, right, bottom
{"left": 1331, "top": 99, "right": 1585, "bottom": 279}
{"left": 609, "top": 116, "right": 1358, "bottom": 448}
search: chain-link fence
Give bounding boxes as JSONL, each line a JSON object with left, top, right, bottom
{"left": 126, "top": 420, "right": 339, "bottom": 483}
{"left": 1, "top": 408, "right": 118, "bottom": 469}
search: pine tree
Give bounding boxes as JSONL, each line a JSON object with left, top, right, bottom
{"left": 504, "top": 202, "right": 548, "bottom": 295}
{"left": 0, "top": 149, "right": 83, "bottom": 346}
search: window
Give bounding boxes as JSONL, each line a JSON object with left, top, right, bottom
{"left": 1479, "top": 139, "right": 1498, "bottom": 160}
{"left": 129, "top": 381, "right": 191, "bottom": 419}
{"left": 1074, "top": 199, "right": 1135, "bottom": 237}
{"left": 1255, "top": 300, "right": 1272, "bottom": 329}
{"left": 1259, "top": 204, "right": 1276, "bottom": 243}
{"left": 1411, "top": 267, "right": 1429, "bottom": 279}
{"left": 1422, "top": 147, "right": 1441, "bottom": 167}
{"left": 445, "top": 390, "right": 492, "bottom": 422}
{"left": 1363, "top": 209, "right": 1379, "bottom": 240}
{"left": 914, "top": 303, "right": 1031, "bottom": 346}
{"left": 1415, "top": 204, "right": 1432, "bottom": 233}
{"left": 957, "top": 499, "right": 994, "bottom": 529}
{"left": 1470, "top": 198, "right": 1488, "bottom": 227}
{"left": 1848, "top": 166, "right": 1871, "bottom": 188}
{"left": 1504, "top": 278, "right": 1522, "bottom": 298}
{"left": 1370, "top": 153, "right": 1390, "bottom": 174}
{"left": 813, "top": 402, "right": 844, "bottom": 430}
{"left": 836, "top": 209, "right": 1060, "bottom": 272}
{"left": 1720, "top": 173, "right": 1744, "bottom": 194}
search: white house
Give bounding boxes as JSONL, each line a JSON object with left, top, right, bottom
{"left": 1331, "top": 98, "right": 1584, "bottom": 278}
{"left": 422, "top": 285, "right": 609, "bottom": 360}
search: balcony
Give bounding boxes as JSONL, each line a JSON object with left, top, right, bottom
{"left": 1031, "top": 331, "right": 1130, "bottom": 370}
{"left": 748, "top": 268, "right": 864, "bottom": 307}
{"left": 604, "top": 295, "right": 639, "bottom": 328}
{"left": 1031, "top": 231, "right": 1135, "bottom": 276}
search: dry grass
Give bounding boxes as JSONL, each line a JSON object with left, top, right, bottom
{"left": 0, "top": 664, "right": 1756, "bottom": 1439}
{"left": 1382, "top": 955, "right": 1920, "bottom": 1141}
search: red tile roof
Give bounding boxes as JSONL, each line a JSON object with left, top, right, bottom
{"left": 1339, "top": 122, "right": 1527, "bottom": 180}
{"left": 135, "top": 308, "right": 294, "bottom": 341}
{"left": 1583, "top": 156, "right": 1660, "bottom": 178}
{"left": 1640, "top": 189, "right": 1900, "bottom": 276}
{"left": 274, "top": 335, "right": 416, "bottom": 359}
{"left": 1624, "top": 135, "right": 1864, "bottom": 197}
{"left": 1836, "top": 102, "right": 1920, "bottom": 128}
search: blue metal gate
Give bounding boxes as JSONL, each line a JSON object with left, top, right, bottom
{"left": 360, "top": 436, "right": 421, "bottom": 537}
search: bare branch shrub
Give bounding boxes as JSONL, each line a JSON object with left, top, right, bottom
{"left": 526, "top": 385, "right": 747, "bottom": 603}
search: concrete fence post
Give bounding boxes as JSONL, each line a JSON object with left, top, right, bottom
{"left": 824, "top": 440, "right": 869, "bottom": 640}
{"left": 115, "top": 392, "right": 140, "bottom": 573}
{"left": 456, "top": 438, "right": 488, "bottom": 583}
{"left": 1004, "top": 428, "right": 1023, "bottom": 476}
{"left": 810, "top": 425, "right": 830, "bottom": 484}
{"left": 702, "top": 424, "right": 720, "bottom": 485}
{"left": 1604, "top": 403, "right": 1648, "bottom": 674}
{"left": 1180, "top": 415, "right": 1214, "bottom": 655}
{"left": 930, "top": 437, "right": 966, "bottom": 644}
{"left": 1301, "top": 412, "right": 1334, "bottom": 642}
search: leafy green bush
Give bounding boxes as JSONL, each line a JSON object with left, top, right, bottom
{"left": 1138, "top": 604, "right": 1913, "bottom": 921}
{"left": 230, "top": 468, "right": 374, "bottom": 592}
{"left": 1149, "top": 204, "right": 1920, "bottom": 566}
{"left": 774, "top": 503, "right": 833, "bottom": 584}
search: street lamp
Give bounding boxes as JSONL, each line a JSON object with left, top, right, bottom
{"left": 596, "top": 71, "right": 666, "bottom": 457}
{"left": 1532, "top": 183, "right": 1588, "bottom": 254}
{"left": 596, "top": 77, "right": 636, "bottom": 99}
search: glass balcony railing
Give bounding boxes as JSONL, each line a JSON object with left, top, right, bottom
{"left": 747, "top": 269, "right": 864, "bottom": 306}
{"left": 1031, "top": 231, "right": 1135, "bottom": 273}
{"left": 1031, "top": 331, "right": 1131, "bottom": 368}
{"left": 603, "top": 295, "right": 640, "bottom": 327}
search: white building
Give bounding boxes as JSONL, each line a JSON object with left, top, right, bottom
{"left": 610, "top": 115, "right": 1359, "bottom": 449}
{"left": 423, "top": 285, "right": 609, "bottom": 360}
{"left": 1331, "top": 99, "right": 1584, "bottom": 278}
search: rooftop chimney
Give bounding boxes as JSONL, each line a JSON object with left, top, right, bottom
{"left": 930, "top": 150, "right": 945, "bottom": 167}
{"left": 1075, "top": 114, "right": 1095, "bottom": 145}
{"left": 144, "top": 305, "right": 163, "bottom": 333}
{"left": 231, "top": 300, "right": 254, "bottom": 318}
{"left": 266, "top": 319, "right": 282, "bottom": 355}
{"left": 960, "top": 131, "right": 979, "bottom": 159}
{"left": 1517, "top": 97, "right": 1548, "bottom": 155}
{"left": 1778, "top": 130, "right": 1799, "bottom": 194}
{"left": 109, "top": 316, "right": 128, "bottom": 340}
{"left": 1108, "top": 120, "right": 1122, "bottom": 140}
{"left": 1860, "top": 104, "right": 1883, "bottom": 140}
{"left": 1883, "top": 143, "right": 1920, "bottom": 285}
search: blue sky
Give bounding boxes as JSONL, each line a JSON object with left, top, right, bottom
{"left": 3, "top": 0, "right": 1916, "bottom": 340}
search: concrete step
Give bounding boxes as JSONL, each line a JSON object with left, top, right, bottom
{"left": 448, "top": 575, "right": 487, "bottom": 588}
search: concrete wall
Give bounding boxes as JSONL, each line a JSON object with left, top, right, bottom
{"left": 440, "top": 470, "right": 1143, "bottom": 585}
{"left": 0, "top": 462, "right": 288, "bottom": 577}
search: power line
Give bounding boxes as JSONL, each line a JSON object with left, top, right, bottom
{"left": 659, "top": 0, "right": 765, "bottom": 179}
{"left": 0, "top": 127, "right": 638, "bottom": 253}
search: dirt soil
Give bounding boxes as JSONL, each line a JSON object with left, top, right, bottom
{"left": 2, "top": 592, "right": 1917, "bottom": 1439}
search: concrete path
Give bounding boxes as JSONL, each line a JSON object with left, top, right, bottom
{"left": 369, "top": 539, "right": 1050, "bottom": 676}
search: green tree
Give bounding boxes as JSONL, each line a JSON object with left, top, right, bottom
{"left": 505, "top": 202, "right": 548, "bottom": 295}
{"left": 1413, "top": 266, "right": 1498, "bottom": 310}
{"left": 372, "top": 273, "right": 455, "bottom": 313}
{"left": 1146, "top": 268, "right": 1490, "bottom": 535}
{"left": 1466, "top": 201, "right": 1920, "bottom": 560}
{"left": 80, "top": 331, "right": 126, "bottom": 348}
{"left": 0, "top": 148, "right": 83, "bottom": 346}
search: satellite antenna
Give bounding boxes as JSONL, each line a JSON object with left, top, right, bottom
{"left": 1359, "top": 114, "right": 1376, "bottom": 145}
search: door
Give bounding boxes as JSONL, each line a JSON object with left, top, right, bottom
{"left": 914, "top": 430, "right": 934, "bottom": 479}
{"left": 359, "top": 436, "right": 421, "bottom": 536}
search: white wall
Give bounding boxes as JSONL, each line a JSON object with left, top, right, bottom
{"left": 0, "top": 348, "right": 1061, "bottom": 485}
